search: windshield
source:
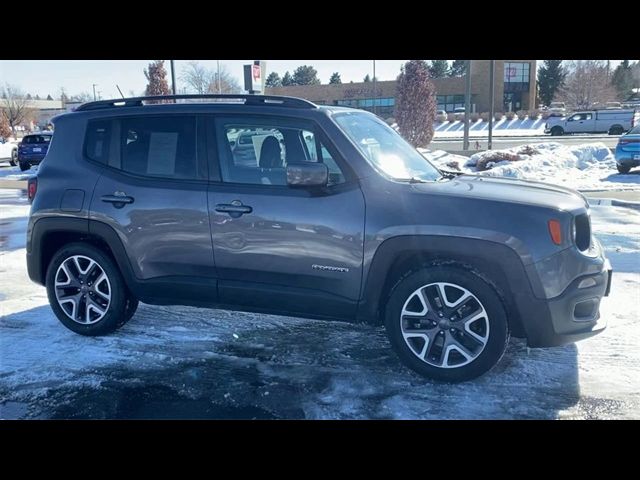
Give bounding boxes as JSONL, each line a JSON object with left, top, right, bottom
{"left": 333, "top": 112, "right": 441, "bottom": 182}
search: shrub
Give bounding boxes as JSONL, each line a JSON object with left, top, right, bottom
{"left": 470, "top": 112, "right": 480, "bottom": 122}
{"left": 517, "top": 145, "right": 539, "bottom": 156}
{"left": 516, "top": 110, "right": 527, "bottom": 120}
{"left": 541, "top": 111, "right": 551, "bottom": 119}
{"left": 476, "top": 151, "right": 521, "bottom": 171}
{"left": 454, "top": 113, "right": 466, "bottom": 122}
{"left": 528, "top": 110, "right": 539, "bottom": 121}
{"left": 505, "top": 111, "right": 516, "bottom": 120}
{"left": 479, "top": 112, "right": 490, "bottom": 122}
{"left": 447, "top": 113, "right": 456, "bottom": 122}
{"left": 436, "top": 114, "right": 447, "bottom": 123}
{"left": 494, "top": 112, "right": 503, "bottom": 122}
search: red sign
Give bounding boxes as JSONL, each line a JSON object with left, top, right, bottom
{"left": 252, "top": 64, "right": 261, "bottom": 82}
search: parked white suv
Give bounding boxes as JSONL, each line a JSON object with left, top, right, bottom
{"left": 545, "top": 109, "right": 638, "bottom": 136}
{"left": 0, "top": 136, "right": 18, "bottom": 166}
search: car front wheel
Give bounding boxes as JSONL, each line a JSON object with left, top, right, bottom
{"left": 46, "top": 243, "right": 128, "bottom": 336}
{"left": 384, "top": 265, "right": 509, "bottom": 382}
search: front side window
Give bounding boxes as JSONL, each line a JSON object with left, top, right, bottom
{"left": 334, "top": 111, "right": 441, "bottom": 182}
{"left": 216, "top": 118, "right": 346, "bottom": 186}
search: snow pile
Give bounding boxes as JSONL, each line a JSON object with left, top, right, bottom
{"left": 422, "top": 142, "right": 640, "bottom": 191}
{"left": 0, "top": 164, "right": 38, "bottom": 181}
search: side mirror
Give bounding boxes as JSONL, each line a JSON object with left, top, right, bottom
{"left": 286, "top": 162, "right": 328, "bottom": 187}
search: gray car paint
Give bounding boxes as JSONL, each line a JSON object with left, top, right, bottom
{"left": 27, "top": 102, "right": 609, "bottom": 341}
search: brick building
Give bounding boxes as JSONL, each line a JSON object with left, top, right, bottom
{"left": 266, "top": 60, "right": 537, "bottom": 118}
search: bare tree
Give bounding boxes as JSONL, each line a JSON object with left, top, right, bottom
{"left": 1, "top": 85, "right": 35, "bottom": 134}
{"left": 555, "top": 60, "right": 617, "bottom": 110}
{"left": 180, "top": 61, "right": 242, "bottom": 95}
{"left": 181, "top": 61, "right": 210, "bottom": 94}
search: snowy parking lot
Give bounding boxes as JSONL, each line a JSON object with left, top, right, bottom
{"left": 1, "top": 183, "right": 639, "bottom": 419}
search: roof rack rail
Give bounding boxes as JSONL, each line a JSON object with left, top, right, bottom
{"left": 74, "top": 94, "right": 317, "bottom": 112}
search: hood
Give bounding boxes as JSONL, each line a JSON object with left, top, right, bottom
{"left": 413, "top": 174, "right": 589, "bottom": 213}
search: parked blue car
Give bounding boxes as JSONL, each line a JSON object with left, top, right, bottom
{"left": 18, "top": 132, "right": 53, "bottom": 171}
{"left": 615, "top": 124, "right": 640, "bottom": 174}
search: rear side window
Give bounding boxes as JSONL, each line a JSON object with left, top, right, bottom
{"left": 85, "top": 120, "right": 112, "bottom": 164}
{"left": 84, "top": 116, "right": 204, "bottom": 180}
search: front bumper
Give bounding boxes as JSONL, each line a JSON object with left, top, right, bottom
{"left": 518, "top": 255, "right": 612, "bottom": 348}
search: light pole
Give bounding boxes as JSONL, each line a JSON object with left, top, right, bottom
{"left": 373, "top": 60, "right": 377, "bottom": 116}
{"left": 463, "top": 61, "right": 471, "bottom": 151}
{"left": 92, "top": 84, "right": 97, "bottom": 101}
{"left": 170, "top": 60, "right": 177, "bottom": 95}
{"left": 488, "top": 60, "right": 495, "bottom": 150}
{"left": 217, "top": 60, "right": 221, "bottom": 94}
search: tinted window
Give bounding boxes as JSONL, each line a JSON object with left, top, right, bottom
{"left": 120, "top": 116, "right": 201, "bottom": 180}
{"left": 23, "top": 135, "right": 51, "bottom": 144}
{"left": 85, "top": 120, "right": 112, "bottom": 164}
{"left": 217, "top": 119, "right": 345, "bottom": 186}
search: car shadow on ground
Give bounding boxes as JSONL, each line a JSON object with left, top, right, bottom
{"left": 0, "top": 304, "right": 582, "bottom": 419}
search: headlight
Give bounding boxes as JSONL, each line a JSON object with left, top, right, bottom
{"left": 571, "top": 218, "right": 577, "bottom": 244}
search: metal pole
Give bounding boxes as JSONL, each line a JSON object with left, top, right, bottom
{"left": 170, "top": 60, "right": 177, "bottom": 95}
{"left": 217, "top": 60, "right": 221, "bottom": 94}
{"left": 373, "top": 60, "right": 376, "bottom": 115}
{"left": 92, "top": 84, "right": 97, "bottom": 101}
{"left": 463, "top": 61, "right": 471, "bottom": 151}
{"left": 488, "top": 60, "right": 495, "bottom": 150}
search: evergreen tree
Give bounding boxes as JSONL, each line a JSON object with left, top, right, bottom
{"left": 329, "top": 72, "right": 342, "bottom": 84}
{"left": 144, "top": 60, "right": 171, "bottom": 97}
{"left": 449, "top": 60, "right": 467, "bottom": 77}
{"left": 537, "top": 60, "right": 567, "bottom": 107}
{"left": 363, "top": 74, "right": 371, "bottom": 82}
{"left": 428, "top": 60, "right": 449, "bottom": 79}
{"left": 282, "top": 71, "right": 293, "bottom": 86}
{"left": 395, "top": 60, "right": 437, "bottom": 147}
{"left": 265, "top": 72, "right": 282, "bottom": 88}
{"left": 46, "top": 94, "right": 53, "bottom": 100}
{"left": 292, "top": 65, "right": 320, "bottom": 86}
{"left": 611, "top": 60, "right": 633, "bottom": 100}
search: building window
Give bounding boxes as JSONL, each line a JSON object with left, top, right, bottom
{"left": 504, "top": 62, "right": 530, "bottom": 93}
{"left": 437, "top": 94, "right": 471, "bottom": 113}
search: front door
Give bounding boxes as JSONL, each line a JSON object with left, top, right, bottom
{"left": 207, "top": 115, "right": 365, "bottom": 319}
{"left": 88, "top": 115, "right": 217, "bottom": 302}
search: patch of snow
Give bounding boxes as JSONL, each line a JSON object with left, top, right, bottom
{"left": 421, "top": 142, "right": 640, "bottom": 191}
{"left": 0, "top": 165, "right": 38, "bottom": 181}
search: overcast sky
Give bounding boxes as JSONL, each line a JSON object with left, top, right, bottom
{"left": 0, "top": 60, "right": 629, "bottom": 100}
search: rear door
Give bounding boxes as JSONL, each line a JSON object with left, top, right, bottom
{"left": 88, "top": 114, "right": 217, "bottom": 302}
{"left": 206, "top": 114, "right": 366, "bottom": 319}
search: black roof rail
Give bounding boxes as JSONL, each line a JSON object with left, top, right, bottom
{"left": 74, "top": 94, "right": 317, "bottom": 111}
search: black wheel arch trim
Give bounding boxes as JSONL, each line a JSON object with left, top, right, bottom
{"left": 356, "top": 235, "right": 545, "bottom": 338}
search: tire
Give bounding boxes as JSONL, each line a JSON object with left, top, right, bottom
{"left": 550, "top": 126, "right": 564, "bottom": 136}
{"left": 19, "top": 161, "right": 30, "bottom": 171}
{"left": 384, "top": 265, "right": 510, "bottom": 382}
{"left": 46, "top": 242, "right": 128, "bottom": 336}
{"left": 609, "top": 126, "right": 624, "bottom": 136}
{"left": 10, "top": 149, "right": 17, "bottom": 167}
{"left": 617, "top": 164, "right": 631, "bottom": 174}
{"left": 117, "top": 295, "right": 140, "bottom": 328}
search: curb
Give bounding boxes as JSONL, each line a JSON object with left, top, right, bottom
{"left": 587, "top": 198, "right": 640, "bottom": 211}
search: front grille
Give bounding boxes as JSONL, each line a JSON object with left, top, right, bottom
{"left": 575, "top": 213, "right": 591, "bottom": 251}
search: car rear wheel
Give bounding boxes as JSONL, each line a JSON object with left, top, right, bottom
{"left": 10, "top": 149, "right": 17, "bottom": 166}
{"left": 609, "top": 126, "right": 624, "bottom": 135}
{"left": 19, "top": 161, "right": 30, "bottom": 171}
{"left": 617, "top": 164, "right": 631, "bottom": 174}
{"left": 384, "top": 265, "right": 510, "bottom": 382}
{"left": 46, "top": 243, "right": 128, "bottom": 336}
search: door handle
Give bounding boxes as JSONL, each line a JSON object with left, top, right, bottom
{"left": 215, "top": 201, "right": 252, "bottom": 217}
{"left": 101, "top": 194, "right": 134, "bottom": 206}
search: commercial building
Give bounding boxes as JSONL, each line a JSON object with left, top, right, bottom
{"left": 265, "top": 60, "right": 537, "bottom": 118}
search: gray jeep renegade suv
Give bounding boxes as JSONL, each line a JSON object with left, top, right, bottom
{"left": 26, "top": 94, "right": 612, "bottom": 382}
